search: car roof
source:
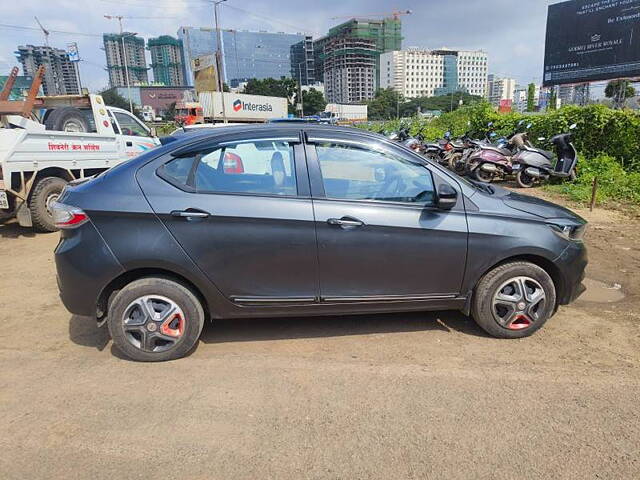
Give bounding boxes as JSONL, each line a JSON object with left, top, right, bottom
{"left": 160, "top": 123, "right": 382, "bottom": 147}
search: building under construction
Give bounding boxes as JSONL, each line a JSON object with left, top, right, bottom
{"left": 103, "top": 33, "right": 149, "bottom": 88}
{"left": 315, "top": 17, "right": 403, "bottom": 104}
{"left": 15, "top": 45, "right": 79, "bottom": 96}
{"left": 148, "top": 35, "right": 187, "bottom": 87}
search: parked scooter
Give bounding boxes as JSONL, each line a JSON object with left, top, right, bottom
{"left": 465, "top": 121, "right": 532, "bottom": 183}
{"left": 511, "top": 124, "right": 578, "bottom": 188}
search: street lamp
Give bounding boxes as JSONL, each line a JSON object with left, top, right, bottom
{"left": 104, "top": 14, "right": 135, "bottom": 113}
{"left": 213, "top": 0, "right": 228, "bottom": 123}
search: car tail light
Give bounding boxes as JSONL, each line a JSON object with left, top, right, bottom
{"left": 223, "top": 152, "right": 244, "bottom": 174}
{"left": 52, "top": 202, "right": 89, "bottom": 229}
{"left": 444, "top": 143, "right": 453, "bottom": 151}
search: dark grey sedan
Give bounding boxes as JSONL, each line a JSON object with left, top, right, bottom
{"left": 53, "top": 125, "right": 587, "bottom": 361}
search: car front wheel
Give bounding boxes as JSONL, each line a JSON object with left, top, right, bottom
{"left": 471, "top": 261, "right": 556, "bottom": 338}
{"left": 107, "top": 277, "right": 205, "bottom": 361}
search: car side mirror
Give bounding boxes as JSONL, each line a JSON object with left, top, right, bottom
{"left": 437, "top": 183, "right": 458, "bottom": 210}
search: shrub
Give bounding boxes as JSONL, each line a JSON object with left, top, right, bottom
{"left": 546, "top": 154, "right": 640, "bottom": 205}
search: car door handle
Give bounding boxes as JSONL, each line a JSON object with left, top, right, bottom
{"left": 327, "top": 217, "right": 364, "bottom": 227}
{"left": 170, "top": 209, "right": 210, "bottom": 219}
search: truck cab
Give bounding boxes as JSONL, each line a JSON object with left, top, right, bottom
{"left": 175, "top": 102, "right": 204, "bottom": 126}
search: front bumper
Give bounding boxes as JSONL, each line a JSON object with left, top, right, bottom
{"left": 554, "top": 240, "right": 588, "bottom": 305}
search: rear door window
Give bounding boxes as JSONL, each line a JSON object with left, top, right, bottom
{"left": 158, "top": 139, "right": 298, "bottom": 196}
{"left": 195, "top": 140, "right": 297, "bottom": 196}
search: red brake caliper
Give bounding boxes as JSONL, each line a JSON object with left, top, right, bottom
{"left": 509, "top": 314, "right": 532, "bottom": 330}
{"left": 161, "top": 313, "right": 185, "bottom": 337}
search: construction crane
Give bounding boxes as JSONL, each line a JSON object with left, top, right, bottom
{"left": 330, "top": 9, "right": 412, "bottom": 21}
{"left": 34, "top": 16, "right": 50, "bottom": 47}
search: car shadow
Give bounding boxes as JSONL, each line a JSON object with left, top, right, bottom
{"left": 68, "top": 315, "right": 110, "bottom": 351}
{"left": 69, "top": 310, "right": 489, "bottom": 361}
{"left": 0, "top": 221, "right": 38, "bottom": 239}
{"left": 199, "top": 310, "right": 489, "bottom": 344}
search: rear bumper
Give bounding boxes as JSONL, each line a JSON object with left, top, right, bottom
{"left": 555, "top": 241, "right": 588, "bottom": 305}
{"left": 54, "top": 220, "right": 124, "bottom": 316}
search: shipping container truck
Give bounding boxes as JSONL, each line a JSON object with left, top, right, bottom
{"left": 199, "top": 92, "right": 288, "bottom": 123}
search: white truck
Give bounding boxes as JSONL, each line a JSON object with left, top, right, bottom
{"left": 323, "top": 103, "right": 368, "bottom": 124}
{"left": 199, "top": 91, "right": 288, "bottom": 123}
{"left": 0, "top": 67, "right": 159, "bottom": 231}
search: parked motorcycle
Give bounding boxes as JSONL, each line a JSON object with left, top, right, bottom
{"left": 511, "top": 124, "right": 578, "bottom": 188}
{"left": 422, "top": 131, "right": 454, "bottom": 166}
{"left": 465, "top": 121, "right": 532, "bottom": 183}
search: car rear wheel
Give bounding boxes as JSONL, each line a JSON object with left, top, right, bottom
{"left": 108, "top": 277, "right": 205, "bottom": 362}
{"left": 471, "top": 261, "right": 556, "bottom": 338}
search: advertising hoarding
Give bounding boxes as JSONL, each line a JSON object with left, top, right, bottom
{"left": 192, "top": 54, "right": 218, "bottom": 94}
{"left": 543, "top": 0, "right": 640, "bottom": 86}
{"left": 67, "top": 43, "right": 80, "bottom": 62}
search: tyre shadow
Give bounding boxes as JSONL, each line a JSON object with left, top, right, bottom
{"left": 0, "top": 222, "right": 38, "bottom": 239}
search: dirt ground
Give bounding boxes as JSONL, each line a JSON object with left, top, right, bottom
{"left": 1, "top": 189, "right": 639, "bottom": 480}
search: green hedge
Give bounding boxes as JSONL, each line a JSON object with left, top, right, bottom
{"left": 546, "top": 154, "right": 640, "bottom": 205}
{"left": 360, "top": 102, "right": 640, "bottom": 205}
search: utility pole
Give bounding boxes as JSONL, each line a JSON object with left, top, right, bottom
{"left": 104, "top": 15, "right": 134, "bottom": 114}
{"left": 213, "top": 0, "right": 228, "bottom": 123}
{"left": 298, "top": 61, "right": 304, "bottom": 117}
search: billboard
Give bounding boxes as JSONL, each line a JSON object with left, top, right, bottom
{"left": 192, "top": 54, "right": 218, "bottom": 95}
{"left": 543, "top": 0, "right": 640, "bottom": 86}
{"left": 67, "top": 43, "right": 80, "bottom": 62}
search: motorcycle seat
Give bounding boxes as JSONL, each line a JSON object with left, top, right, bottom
{"left": 525, "top": 146, "right": 554, "bottom": 159}
{"left": 483, "top": 146, "right": 512, "bottom": 156}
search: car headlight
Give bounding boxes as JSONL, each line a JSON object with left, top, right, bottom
{"left": 546, "top": 219, "right": 587, "bottom": 241}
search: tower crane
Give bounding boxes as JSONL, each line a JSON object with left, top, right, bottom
{"left": 34, "top": 17, "right": 50, "bottom": 47}
{"left": 330, "top": 10, "right": 412, "bottom": 20}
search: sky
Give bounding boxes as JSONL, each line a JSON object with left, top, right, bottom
{"left": 0, "top": 0, "right": 560, "bottom": 93}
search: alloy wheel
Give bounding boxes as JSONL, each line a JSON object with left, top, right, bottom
{"left": 122, "top": 295, "right": 186, "bottom": 353}
{"left": 492, "top": 276, "right": 546, "bottom": 330}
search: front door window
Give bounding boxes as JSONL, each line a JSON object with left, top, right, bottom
{"left": 315, "top": 142, "right": 435, "bottom": 205}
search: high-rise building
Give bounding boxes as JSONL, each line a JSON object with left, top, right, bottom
{"left": 315, "top": 17, "right": 403, "bottom": 104}
{"left": 487, "top": 74, "right": 516, "bottom": 105}
{"left": 290, "top": 36, "right": 315, "bottom": 86}
{"left": 558, "top": 83, "right": 590, "bottom": 106}
{"left": 513, "top": 83, "right": 541, "bottom": 112}
{"left": 15, "top": 45, "right": 79, "bottom": 96}
{"left": 380, "top": 48, "right": 488, "bottom": 99}
{"left": 103, "top": 33, "right": 149, "bottom": 87}
{"left": 178, "top": 27, "right": 305, "bottom": 87}
{"left": 148, "top": 35, "right": 187, "bottom": 86}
